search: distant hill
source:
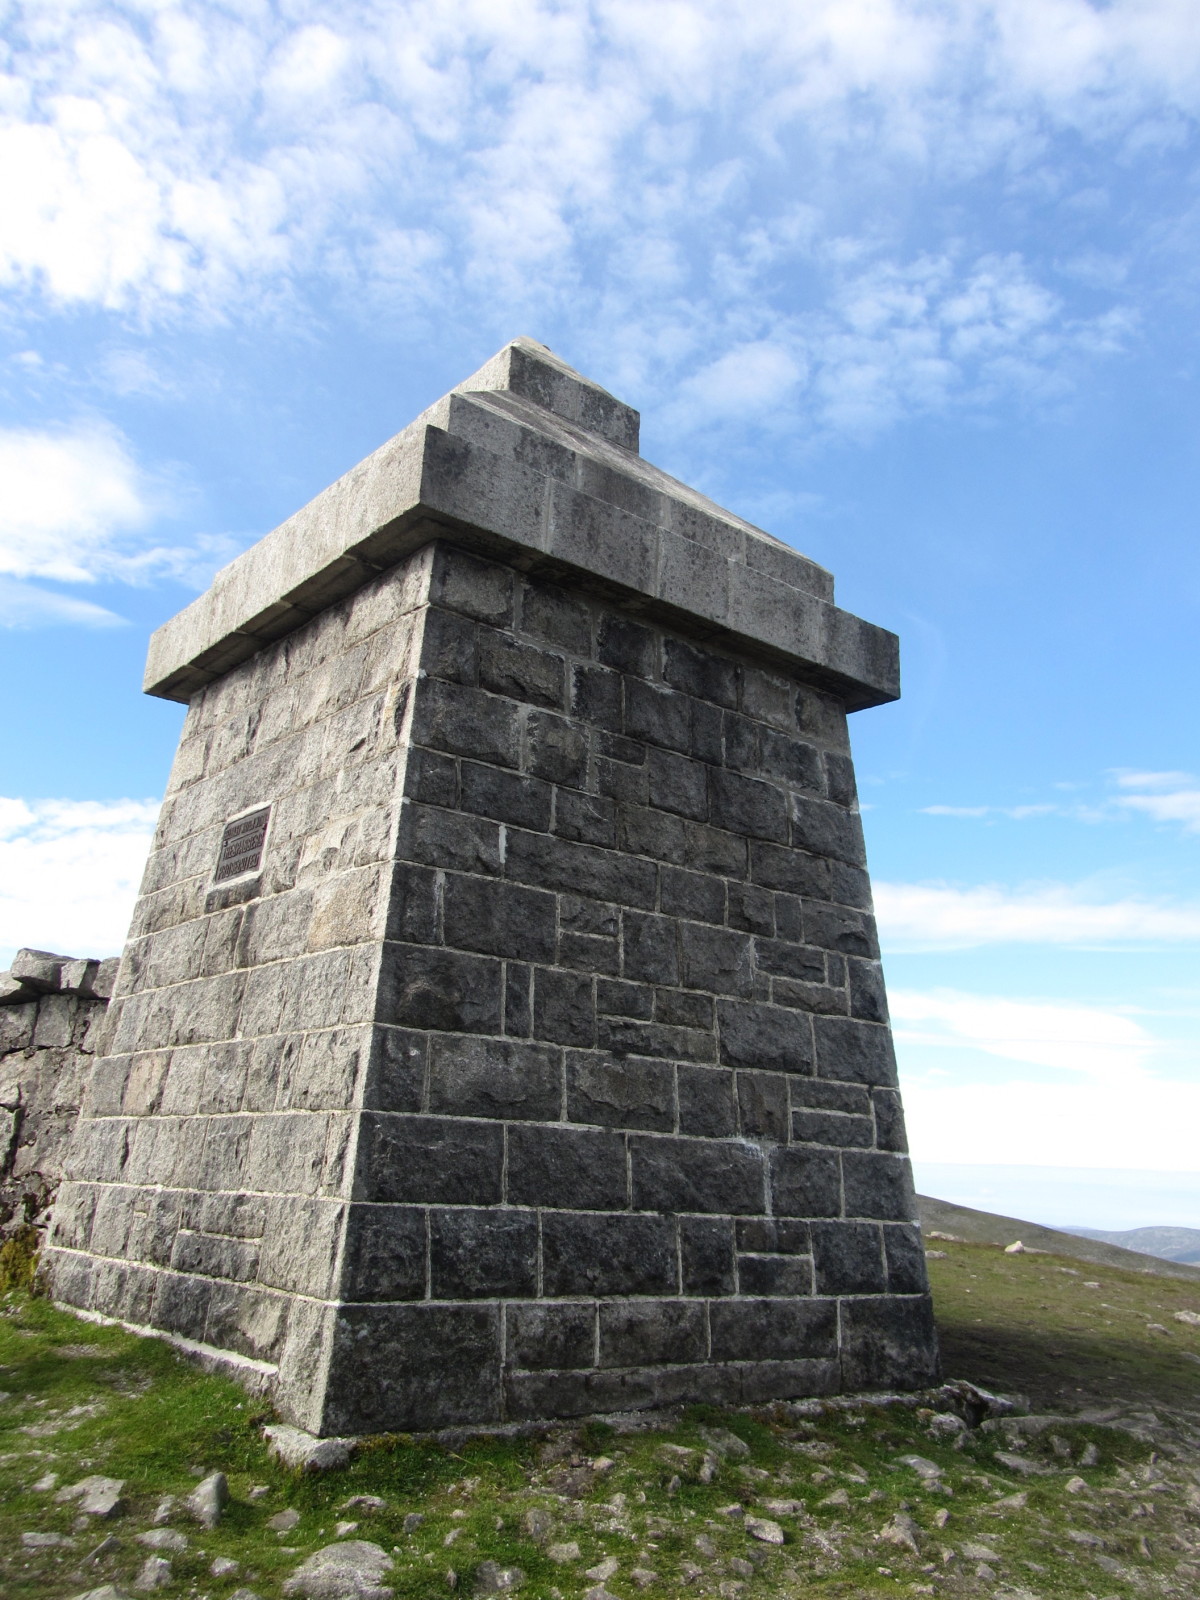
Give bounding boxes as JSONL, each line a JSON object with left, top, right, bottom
{"left": 917, "top": 1194, "right": 1200, "bottom": 1282}
{"left": 1064, "top": 1224, "right": 1200, "bottom": 1265}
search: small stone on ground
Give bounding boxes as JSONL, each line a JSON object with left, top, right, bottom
{"left": 282, "top": 1539, "right": 394, "bottom": 1599}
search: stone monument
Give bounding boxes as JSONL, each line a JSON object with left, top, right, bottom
{"left": 45, "top": 338, "right": 938, "bottom": 1433}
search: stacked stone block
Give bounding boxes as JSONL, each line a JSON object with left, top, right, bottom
{"left": 46, "top": 338, "right": 937, "bottom": 1432}
{"left": 1, "top": 950, "right": 117, "bottom": 1242}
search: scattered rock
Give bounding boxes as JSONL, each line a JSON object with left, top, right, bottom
{"left": 879, "top": 1514, "right": 920, "bottom": 1555}
{"left": 23, "top": 1530, "right": 73, "bottom": 1548}
{"left": 187, "top": 1470, "right": 228, "bottom": 1528}
{"left": 744, "top": 1516, "right": 784, "bottom": 1545}
{"left": 283, "top": 1540, "right": 395, "bottom": 1599}
{"left": 694, "top": 1533, "right": 718, "bottom": 1557}
{"left": 1174, "top": 1309, "right": 1200, "bottom": 1326}
{"left": 926, "top": 1412, "right": 967, "bottom": 1440}
{"left": 590, "top": 1456, "right": 615, "bottom": 1473}
{"left": 32, "top": 1470, "right": 58, "bottom": 1491}
{"left": 229, "top": 1590, "right": 264, "bottom": 1600}
{"left": 137, "top": 1529, "right": 188, "bottom": 1552}
{"left": 133, "top": 1555, "right": 172, "bottom": 1591}
{"left": 760, "top": 1497, "right": 805, "bottom": 1515}
{"left": 933, "top": 1380, "right": 1021, "bottom": 1428}
{"left": 585, "top": 1556, "right": 619, "bottom": 1581}
{"left": 993, "top": 1453, "right": 1053, "bottom": 1477}
{"left": 211, "top": 1556, "right": 240, "bottom": 1576}
{"left": 960, "top": 1541, "right": 999, "bottom": 1561}
{"left": 729, "top": 1557, "right": 755, "bottom": 1578}
{"left": 1065, "top": 1475, "right": 1087, "bottom": 1493}
{"left": 56, "top": 1477, "right": 126, "bottom": 1518}
{"left": 1079, "top": 1442, "right": 1099, "bottom": 1467}
{"left": 268, "top": 1508, "right": 302, "bottom": 1533}
{"left": 1067, "top": 1529, "right": 1104, "bottom": 1547}
{"left": 897, "top": 1454, "right": 943, "bottom": 1480}
{"left": 67, "top": 1588, "right": 131, "bottom": 1600}
{"left": 932, "top": 1508, "right": 950, "bottom": 1528}
{"left": 925, "top": 1249, "right": 948, "bottom": 1260}
{"left": 265, "top": 1423, "right": 358, "bottom": 1472}
{"left": 717, "top": 1503, "right": 744, "bottom": 1518}
{"left": 248, "top": 1486, "right": 270, "bottom": 1501}
{"left": 583, "top": 1589, "right": 620, "bottom": 1600}
{"left": 337, "top": 1520, "right": 359, "bottom": 1536}
{"left": 546, "top": 1542, "right": 580, "bottom": 1563}
{"left": 819, "top": 1488, "right": 849, "bottom": 1507}
{"left": 699, "top": 1427, "right": 751, "bottom": 1459}
{"left": 474, "top": 1561, "right": 525, "bottom": 1593}
{"left": 630, "top": 1567, "right": 657, "bottom": 1588}
{"left": 985, "top": 1492, "right": 1028, "bottom": 1514}
{"left": 1148, "top": 1323, "right": 1170, "bottom": 1334}
{"left": 403, "top": 1513, "right": 425, "bottom": 1534}
{"left": 151, "top": 1497, "right": 175, "bottom": 1525}
{"left": 343, "top": 1496, "right": 387, "bottom": 1513}
{"left": 1004, "top": 1241, "right": 1025, "bottom": 1254}
{"left": 523, "top": 1508, "right": 553, "bottom": 1542}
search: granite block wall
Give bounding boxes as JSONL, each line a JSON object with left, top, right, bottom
{"left": 46, "top": 538, "right": 936, "bottom": 1431}
{"left": 1, "top": 951, "right": 117, "bottom": 1245}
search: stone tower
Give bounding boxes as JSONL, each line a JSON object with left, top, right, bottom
{"left": 45, "top": 339, "right": 938, "bottom": 1433}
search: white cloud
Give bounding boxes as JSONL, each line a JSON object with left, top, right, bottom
{"left": 921, "top": 802, "right": 1058, "bottom": 819}
{"left": 0, "top": 423, "right": 153, "bottom": 582}
{"left": 890, "top": 987, "right": 1155, "bottom": 1081}
{"left": 0, "top": 422, "right": 245, "bottom": 608}
{"left": 0, "top": 796, "right": 159, "bottom": 966}
{"left": 893, "top": 985, "right": 1200, "bottom": 1168}
{"left": 1118, "top": 789, "right": 1200, "bottom": 832}
{"left": 902, "top": 1071, "right": 1200, "bottom": 1169}
{"left": 0, "top": 577, "right": 126, "bottom": 629}
{"left": 0, "top": 0, "right": 1190, "bottom": 434}
{"left": 1112, "top": 770, "right": 1200, "bottom": 833}
{"left": 875, "top": 880, "right": 1200, "bottom": 949}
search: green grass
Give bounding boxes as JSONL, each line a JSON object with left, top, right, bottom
{"left": 3, "top": 1239, "right": 1200, "bottom": 1599}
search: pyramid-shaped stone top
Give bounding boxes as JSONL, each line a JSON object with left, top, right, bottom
{"left": 145, "top": 338, "right": 898, "bottom": 710}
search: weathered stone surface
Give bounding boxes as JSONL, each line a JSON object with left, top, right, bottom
{"left": 283, "top": 1540, "right": 393, "bottom": 1599}
{"left": 56, "top": 1476, "right": 125, "bottom": 1518}
{"left": 47, "top": 340, "right": 933, "bottom": 1433}
{"left": 186, "top": 1471, "right": 228, "bottom": 1528}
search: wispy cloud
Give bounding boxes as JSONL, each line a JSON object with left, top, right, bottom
{"left": 918, "top": 769, "right": 1200, "bottom": 832}
{"left": 891, "top": 987, "right": 1155, "bottom": 1081}
{"left": 875, "top": 880, "right": 1200, "bottom": 949}
{"left": 0, "top": 796, "right": 159, "bottom": 966}
{"left": 0, "top": 578, "right": 126, "bottom": 630}
{"left": 0, "top": 1, "right": 1190, "bottom": 437}
{"left": 893, "top": 985, "right": 1200, "bottom": 1168}
{"left": 0, "top": 422, "right": 244, "bottom": 625}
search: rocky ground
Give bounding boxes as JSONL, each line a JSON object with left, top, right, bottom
{"left": 3, "top": 1235, "right": 1200, "bottom": 1600}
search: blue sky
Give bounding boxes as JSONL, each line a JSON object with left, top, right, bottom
{"left": 1, "top": 0, "right": 1199, "bottom": 1228}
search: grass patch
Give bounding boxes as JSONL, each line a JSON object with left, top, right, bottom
{"left": 2, "top": 1240, "right": 1200, "bottom": 1599}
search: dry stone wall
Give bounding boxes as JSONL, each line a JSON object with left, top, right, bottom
{"left": 1, "top": 949, "right": 117, "bottom": 1242}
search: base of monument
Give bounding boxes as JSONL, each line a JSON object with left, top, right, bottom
{"left": 53, "top": 1301, "right": 279, "bottom": 1397}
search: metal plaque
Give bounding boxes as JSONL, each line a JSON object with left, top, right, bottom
{"left": 214, "top": 806, "right": 270, "bottom": 882}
